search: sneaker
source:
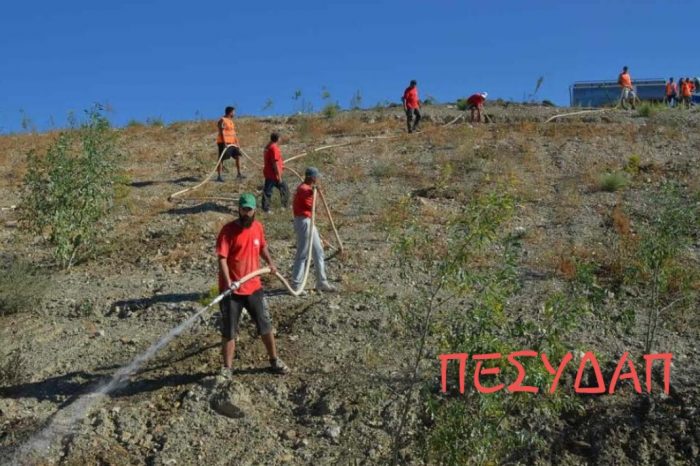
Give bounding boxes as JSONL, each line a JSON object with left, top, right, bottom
{"left": 317, "top": 282, "right": 337, "bottom": 293}
{"left": 270, "top": 358, "right": 290, "bottom": 375}
{"left": 216, "top": 175, "right": 224, "bottom": 182}
{"left": 237, "top": 173, "right": 247, "bottom": 179}
{"left": 219, "top": 366, "right": 234, "bottom": 379}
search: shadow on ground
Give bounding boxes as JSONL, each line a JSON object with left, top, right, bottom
{"left": 130, "top": 176, "right": 199, "bottom": 188}
{"left": 164, "top": 202, "right": 233, "bottom": 215}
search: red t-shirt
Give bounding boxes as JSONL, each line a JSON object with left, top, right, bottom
{"left": 263, "top": 142, "right": 284, "bottom": 181}
{"left": 403, "top": 86, "right": 419, "bottom": 109}
{"left": 293, "top": 183, "right": 314, "bottom": 218}
{"left": 467, "top": 94, "right": 485, "bottom": 106}
{"left": 216, "top": 220, "right": 267, "bottom": 294}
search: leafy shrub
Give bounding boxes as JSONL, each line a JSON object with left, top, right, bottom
{"left": 455, "top": 99, "right": 469, "bottom": 111}
{"left": 636, "top": 102, "right": 665, "bottom": 118}
{"left": 0, "top": 260, "right": 47, "bottom": 315}
{"left": 423, "top": 95, "right": 438, "bottom": 106}
{"left": 599, "top": 171, "right": 628, "bottom": 192}
{"left": 322, "top": 102, "right": 341, "bottom": 119}
{"left": 625, "top": 155, "right": 641, "bottom": 175}
{"left": 20, "top": 106, "right": 120, "bottom": 268}
{"left": 387, "top": 191, "right": 583, "bottom": 464}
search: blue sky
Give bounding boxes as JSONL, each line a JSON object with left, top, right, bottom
{"left": 0, "top": 0, "right": 696, "bottom": 132}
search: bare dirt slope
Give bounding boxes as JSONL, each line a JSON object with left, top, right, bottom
{"left": 1, "top": 103, "right": 699, "bottom": 465}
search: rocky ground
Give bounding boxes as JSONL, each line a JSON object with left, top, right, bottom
{"left": 1, "top": 103, "right": 699, "bottom": 465}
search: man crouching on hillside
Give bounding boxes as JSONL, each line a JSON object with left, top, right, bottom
{"left": 216, "top": 193, "right": 289, "bottom": 376}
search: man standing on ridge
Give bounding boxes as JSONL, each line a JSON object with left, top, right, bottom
{"left": 216, "top": 193, "right": 289, "bottom": 375}
{"left": 664, "top": 78, "right": 677, "bottom": 107}
{"left": 680, "top": 78, "right": 692, "bottom": 109}
{"left": 618, "top": 66, "right": 636, "bottom": 110}
{"left": 402, "top": 80, "right": 421, "bottom": 133}
{"left": 261, "top": 132, "right": 289, "bottom": 213}
{"left": 466, "top": 92, "right": 488, "bottom": 123}
{"left": 216, "top": 106, "right": 245, "bottom": 182}
{"left": 291, "top": 167, "right": 336, "bottom": 293}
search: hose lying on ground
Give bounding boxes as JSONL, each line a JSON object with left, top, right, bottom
{"left": 544, "top": 109, "right": 610, "bottom": 123}
{"left": 168, "top": 144, "right": 239, "bottom": 201}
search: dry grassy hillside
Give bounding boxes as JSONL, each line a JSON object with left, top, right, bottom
{"left": 1, "top": 103, "right": 699, "bottom": 465}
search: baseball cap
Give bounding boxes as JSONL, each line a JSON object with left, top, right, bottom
{"left": 238, "top": 193, "right": 256, "bottom": 209}
{"left": 480, "top": 92, "right": 488, "bottom": 98}
{"left": 305, "top": 167, "right": 320, "bottom": 178}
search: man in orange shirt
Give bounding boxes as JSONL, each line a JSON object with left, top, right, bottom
{"left": 680, "top": 78, "right": 692, "bottom": 109}
{"left": 618, "top": 66, "right": 636, "bottom": 110}
{"left": 261, "top": 132, "right": 289, "bottom": 213}
{"left": 216, "top": 193, "right": 289, "bottom": 375}
{"left": 664, "top": 78, "right": 677, "bottom": 107}
{"left": 402, "top": 80, "right": 421, "bottom": 133}
{"left": 216, "top": 106, "right": 245, "bottom": 182}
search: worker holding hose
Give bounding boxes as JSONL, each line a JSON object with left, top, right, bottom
{"left": 216, "top": 106, "right": 245, "bottom": 182}
{"left": 216, "top": 193, "right": 289, "bottom": 376}
{"left": 291, "top": 168, "right": 337, "bottom": 293}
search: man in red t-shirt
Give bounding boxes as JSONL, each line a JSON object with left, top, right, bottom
{"left": 261, "top": 132, "right": 289, "bottom": 213}
{"left": 466, "top": 92, "right": 488, "bottom": 123}
{"left": 402, "top": 80, "right": 421, "bottom": 133}
{"left": 291, "top": 167, "right": 336, "bottom": 293}
{"left": 216, "top": 193, "right": 289, "bottom": 375}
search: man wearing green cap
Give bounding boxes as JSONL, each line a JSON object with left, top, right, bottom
{"left": 290, "top": 167, "right": 336, "bottom": 292}
{"left": 215, "top": 193, "right": 289, "bottom": 375}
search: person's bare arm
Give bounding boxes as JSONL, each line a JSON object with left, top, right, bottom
{"left": 218, "top": 256, "right": 232, "bottom": 289}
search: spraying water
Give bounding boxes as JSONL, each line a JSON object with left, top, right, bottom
{"left": 8, "top": 291, "right": 228, "bottom": 464}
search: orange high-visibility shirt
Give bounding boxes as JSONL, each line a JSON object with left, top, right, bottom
{"left": 665, "top": 83, "right": 677, "bottom": 96}
{"left": 681, "top": 82, "right": 692, "bottom": 97}
{"left": 216, "top": 116, "right": 238, "bottom": 144}
{"left": 619, "top": 72, "right": 632, "bottom": 89}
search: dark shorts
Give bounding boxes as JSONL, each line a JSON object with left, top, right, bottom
{"left": 219, "top": 289, "right": 272, "bottom": 339}
{"left": 467, "top": 104, "right": 479, "bottom": 110}
{"left": 217, "top": 143, "right": 242, "bottom": 161}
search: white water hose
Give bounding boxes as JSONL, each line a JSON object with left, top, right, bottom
{"left": 168, "top": 143, "right": 240, "bottom": 202}
{"left": 544, "top": 108, "right": 610, "bottom": 123}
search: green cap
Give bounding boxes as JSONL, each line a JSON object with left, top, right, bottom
{"left": 238, "top": 193, "right": 256, "bottom": 209}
